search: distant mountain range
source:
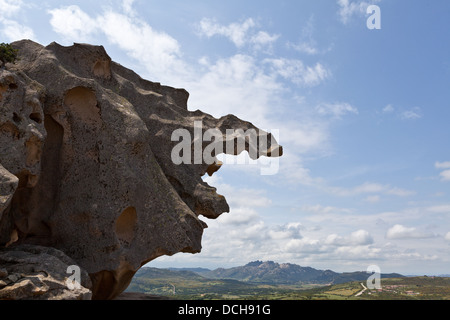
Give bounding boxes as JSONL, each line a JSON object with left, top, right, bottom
{"left": 164, "top": 260, "right": 404, "bottom": 286}
{"left": 126, "top": 265, "right": 450, "bottom": 300}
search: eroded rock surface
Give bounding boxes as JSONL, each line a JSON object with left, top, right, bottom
{"left": 0, "top": 40, "right": 282, "bottom": 299}
{"left": 0, "top": 244, "right": 92, "bottom": 300}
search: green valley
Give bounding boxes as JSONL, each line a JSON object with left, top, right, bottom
{"left": 125, "top": 261, "right": 450, "bottom": 300}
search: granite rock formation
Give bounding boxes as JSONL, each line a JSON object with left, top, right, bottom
{"left": 0, "top": 40, "right": 282, "bottom": 299}
{"left": 0, "top": 244, "right": 92, "bottom": 300}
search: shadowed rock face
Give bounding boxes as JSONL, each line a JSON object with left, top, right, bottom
{"left": 0, "top": 40, "right": 282, "bottom": 299}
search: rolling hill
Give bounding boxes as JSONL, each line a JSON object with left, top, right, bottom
{"left": 125, "top": 262, "right": 450, "bottom": 300}
{"left": 198, "top": 261, "right": 403, "bottom": 285}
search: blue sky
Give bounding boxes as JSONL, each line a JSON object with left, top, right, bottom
{"left": 2, "top": 0, "right": 449, "bottom": 275}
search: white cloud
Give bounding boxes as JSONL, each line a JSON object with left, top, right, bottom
{"left": 380, "top": 104, "right": 423, "bottom": 121}
{"left": 278, "top": 121, "right": 329, "bottom": 154}
{"left": 435, "top": 162, "right": 450, "bottom": 182}
{"left": 333, "top": 245, "right": 381, "bottom": 260}
{"left": 435, "top": 161, "right": 450, "bottom": 169}
{"left": 337, "top": 0, "right": 381, "bottom": 25}
{"left": 386, "top": 224, "right": 436, "bottom": 240}
{"left": 250, "top": 31, "right": 279, "bottom": 45}
{"left": 427, "top": 205, "right": 450, "bottom": 214}
{"left": 382, "top": 104, "right": 394, "bottom": 114}
{"left": 48, "top": 5, "right": 186, "bottom": 83}
{"left": 214, "top": 183, "right": 273, "bottom": 209}
{"left": 278, "top": 152, "right": 326, "bottom": 187}
{"left": 0, "top": 0, "right": 36, "bottom": 41}
{"left": 122, "top": 0, "right": 136, "bottom": 16}
{"left": 268, "top": 223, "right": 303, "bottom": 240}
{"left": 400, "top": 107, "right": 423, "bottom": 120}
{"left": 155, "top": 201, "right": 449, "bottom": 270}
{"left": 98, "top": 10, "right": 185, "bottom": 80}
{"left": 202, "top": 177, "right": 273, "bottom": 227}
{"left": 290, "top": 42, "right": 319, "bottom": 55}
{"left": 329, "top": 182, "right": 415, "bottom": 197}
{"left": 445, "top": 232, "right": 450, "bottom": 242}
{"left": 250, "top": 31, "right": 280, "bottom": 53}
{"left": 316, "top": 102, "right": 358, "bottom": 119}
{"left": 386, "top": 187, "right": 416, "bottom": 197}
{"left": 350, "top": 229, "right": 374, "bottom": 245}
{"left": 264, "top": 58, "right": 330, "bottom": 87}
{"left": 301, "top": 204, "right": 352, "bottom": 215}
{"left": 282, "top": 229, "right": 377, "bottom": 261}
{"left": 1, "top": 19, "right": 35, "bottom": 41}
{"left": 288, "top": 16, "right": 320, "bottom": 55}
{"left": 187, "top": 53, "right": 279, "bottom": 126}
{"left": 218, "top": 207, "right": 260, "bottom": 226}
{"left": 332, "top": 182, "right": 383, "bottom": 196}
{"left": 197, "top": 18, "right": 280, "bottom": 52}
{"left": 285, "top": 237, "right": 323, "bottom": 254}
{"left": 440, "top": 170, "right": 450, "bottom": 182}
{"left": 302, "top": 64, "right": 330, "bottom": 87}
{"left": 197, "top": 17, "right": 256, "bottom": 48}
{"left": 0, "top": 0, "right": 24, "bottom": 18}
{"left": 48, "top": 5, "right": 97, "bottom": 42}
{"left": 364, "top": 195, "right": 381, "bottom": 203}
{"left": 325, "top": 229, "right": 373, "bottom": 246}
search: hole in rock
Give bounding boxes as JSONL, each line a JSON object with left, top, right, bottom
{"left": 12, "top": 112, "right": 21, "bottom": 123}
{"left": 0, "top": 122, "right": 19, "bottom": 140}
{"left": 64, "top": 87, "right": 101, "bottom": 126}
{"left": 25, "top": 135, "right": 42, "bottom": 167}
{"left": 93, "top": 60, "right": 111, "bottom": 79}
{"left": 29, "top": 112, "right": 42, "bottom": 124}
{"left": 115, "top": 207, "right": 137, "bottom": 244}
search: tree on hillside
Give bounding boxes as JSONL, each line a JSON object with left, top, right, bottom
{"left": 0, "top": 43, "right": 19, "bottom": 69}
